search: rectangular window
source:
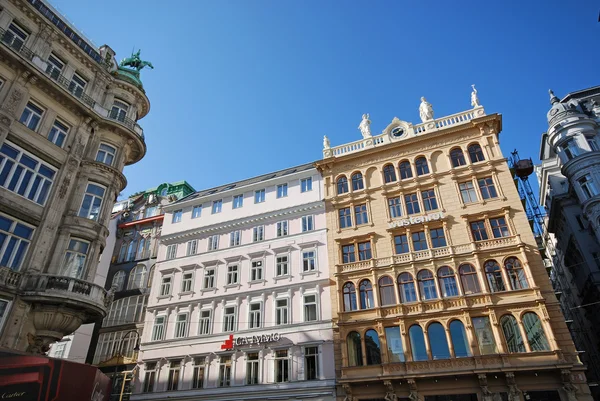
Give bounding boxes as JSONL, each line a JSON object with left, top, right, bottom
{"left": 227, "top": 265, "right": 239, "bottom": 285}
{"left": 276, "top": 255, "right": 289, "bottom": 276}
{"left": 459, "top": 181, "right": 478, "bottom": 203}
{"left": 68, "top": 73, "right": 87, "bottom": 98}
{"left": 212, "top": 200, "right": 222, "bottom": 214}
{"left": 208, "top": 235, "right": 219, "bottom": 251}
{"left": 430, "top": 228, "right": 447, "bottom": 248}
{"left": 0, "top": 298, "right": 12, "bottom": 333}
{"left": 251, "top": 260, "right": 263, "bottom": 281}
{"left": 358, "top": 241, "right": 372, "bottom": 260}
{"left": 246, "top": 353, "right": 259, "bottom": 385}
{"left": 304, "top": 346, "right": 319, "bottom": 380}
{"left": 174, "top": 314, "right": 188, "bottom": 338}
{"left": 0, "top": 142, "right": 56, "bottom": 206}
{"left": 354, "top": 204, "right": 368, "bottom": 225}
{"left": 3, "top": 23, "right": 28, "bottom": 51}
{"left": 181, "top": 272, "right": 193, "bottom": 292}
{"left": 199, "top": 310, "right": 211, "bottom": 335}
{"left": 48, "top": 119, "right": 69, "bottom": 148}
{"left": 46, "top": 53, "right": 64, "bottom": 79}
{"left": 78, "top": 183, "right": 105, "bottom": 221}
{"left": 218, "top": 356, "right": 232, "bottom": 387}
{"left": 203, "top": 269, "right": 215, "bottom": 289}
{"left": 302, "top": 215, "right": 314, "bottom": 231}
{"left": 303, "top": 250, "right": 316, "bottom": 272}
{"left": 143, "top": 363, "right": 156, "bottom": 392}
{"left": 277, "top": 184, "right": 288, "bottom": 198}
{"left": 186, "top": 240, "right": 197, "bottom": 256}
{"left": 229, "top": 230, "right": 241, "bottom": 247}
{"left": 411, "top": 231, "right": 428, "bottom": 251}
{"left": 301, "top": 177, "right": 313, "bottom": 192}
{"left": 339, "top": 207, "right": 352, "bottom": 228}
{"left": 160, "top": 277, "right": 172, "bottom": 296}
{"left": 304, "top": 294, "right": 318, "bottom": 322}
{"left": 233, "top": 195, "right": 244, "bottom": 209}
{"left": 144, "top": 206, "right": 156, "bottom": 219}
{"left": 470, "top": 221, "right": 489, "bottom": 241}
{"left": 253, "top": 226, "right": 264, "bottom": 242}
{"left": 342, "top": 244, "right": 356, "bottom": 264}
{"left": 275, "top": 299, "right": 288, "bottom": 325}
{"left": 478, "top": 177, "right": 498, "bottom": 199}
{"left": 490, "top": 217, "right": 510, "bottom": 238}
{"left": 274, "top": 350, "right": 289, "bottom": 383}
{"left": 223, "top": 307, "right": 236, "bottom": 332}
{"left": 388, "top": 197, "right": 402, "bottom": 218}
{"left": 249, "top": 303, "right": 262, "bottom": 329}
{"left": 472, "top": 316, "right": 498, "bottom": 355}
{"left": 192, "top": 205, "right": 202, "bottom": 218}
{"left": 579, "top": 174, "right": 599, "bottom": 199}
{"left": 151, "top": 316, "right": 165, "bottom": 341}
{"left": 192, "top": 359, "right": 205, "bottom": 389}
{"left": 587, "top": 135, "right": 600, "bottom": 151}
{"left": 19, "top": 102, "right": 44, "bottom": 131}
{"left": 276, "top": 221, "right": 288, "bottom": 237}
{"left": 166, "top": 244, "right": 177, "bottom": 260}
{"left": 52, "top": 342, "right": 66, "bottom": 359}
{"left": 110, "top": 100, "right": 129, "bottom": 122}
{"left": 0, "top": 214, "right": 34, "bottom": 271}
{"left": 562, "top": 138, "right": 580, "bottom": 159}
{"left": 96, "top": 143, "right": 116, "bottom": 166}
{"left": 385, "top": 326, "right": 405, "bottom": 362}
{"left": 60, "top": 239, "right": 89, "bottom": 279}
{"left": 421, "top": 189, "right": 438, "bottom": 211}
{"left": 172, "top": 210, "right": 182, "bottom": 223}
{"left": 254, "top": 189, "right": 265, "bottom": 203}
{"left": 404, "top": 193, "right": 420, "bottom": 215}
{"left": 394, "top": 234, "right": 410, "bottom": 254}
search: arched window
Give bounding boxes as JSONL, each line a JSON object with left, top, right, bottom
{"left": 365, "top": 329, "right": 382, "bottom": 365}
{"left": 359, "top": 279, "right": 374, "bottom": 309}
{"left": 417, "top": 270, "right": 438, "bottom": 300}
{"left": 484, "top": 260, "right": 505, "bottom": 292}
{"left": 505, "top": 257, "right": 528, "bottom": 290}
{"left": 409, "top": 325, "right": 427, "bottom": 361}
{"left": 347, "top": 331, "right": 363, "bottom": 366}
{"left": 468, "top": 143, "right": 485, "bottom": 163}
{"left": 500, "top": 315, "right": 526, "bottom": 353}
{"left": 147, "top": 264, "right": 155, "bottom": 288}
{"left": 351, "top": 172, "right": 364, "bottom": 191}
{"left": 415, "top": 157, "right": 429, "bottom": 176}
{"left": 111, "top": 270, "right": 126, "bottom": 291}
{"left": 383, "top": 164, "right": 397, "bottom": 183}
{"left": 343, "top": 282, "right": 358, "bottom": 311}
{"left": 378, "top": 276, "right": 396, "bottom": 306}
{"left": 450, "top": 148, "right": 466, "bottom": 167}
{"left": 428, "top": 322, "right": 450, "bottom": 359}
{"left": 127, "top": 264, "right": 147, "bottom": 290}
{"left": 126, "top": 240, "right": 136, "bottom": 262}
{"left": 337, "top": 176, "right": 349, "bottom": 195}
{"left": 118, "top": 242, "right": 127, "bottom": 263}
{"left": 459, "top": 264, "right": 481, "bottom": 295}
{"left": 438, "top": 266, "right": 459, "bottom": 297}
{"left": 399, "top": 161, "right": 413, "bottom": 180}
{"left": 522, "top": 312, "right": 550, "bottom": 351}
{"left": 449, "top": 320, "right": 471, "bottom": 357}
{"left": 136, "top": 238, "right": 146, "bottom": 259}
{"left": 398, "top": 273, "right": 417, "bottom": 303}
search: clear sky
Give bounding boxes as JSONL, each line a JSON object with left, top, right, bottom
{"left": 49, "top": 0, "right": 600, "bottom": 197}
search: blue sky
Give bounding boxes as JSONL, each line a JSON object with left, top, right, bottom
{"left": 50, "top": 0, "right": 600, "bottom": 197}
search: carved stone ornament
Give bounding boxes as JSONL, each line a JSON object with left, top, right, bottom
{"left": 3, "top": 89, "right": 23, "bottom": 115}
{"left": 26, "top": 333, "right": 50, "bottom": 355}
{"left": 384, "top": 380, "right": 397, "bottom": 401}
{"left": 342, "top": 384, "right": 357, "bottom": 401}
{"left": 407, "top": 379, "right": 419, "bottom": 401}
{"left": 478, "top": 374, "right": 493, "bottom": 401}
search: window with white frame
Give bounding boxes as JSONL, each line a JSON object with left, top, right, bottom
{"left": 78, "top": 183, "right": 105, "bottom": 221}
{"left": 0, "top": 142, "right": 56, "bottom": 206}
{"left": 198, "top": 310, "right": 211, "bottom": 335}
{"left": 167, "top": 360, "right": 181, "bottom": 391}
{"left": 227, "top": 265, "right": 239, "bottom": 285}
{"left": 192, "top": 358, "right": 205, "bottom": 389}
{"left": 232, "top": 194, "right": 243, "bottom": 209}
{"left": 144, "top": 206, "right": 157, "bottom": 218}
{"left": 0, "top": 214, "right": 34, "bottom": 271}
{"left": 275, "top": 299, "right": 289, "bottom": 325}
{"left": 388, "top": 198, "right": 402, "bottom": 219}
{"left": 192, "top": 205, "right": 202, "bottom": 218}
{"left": 181, "top": 272, "right": 193, "bottom": 292}
{"left": 203, "top": 268, "right": 215, "bottom": 289}
{"left": 159, "top": 276, "right": 172, "bottom": 296}
{"left": 254, "top": 189, "right": 265, "bottom": 203}
{"left": 110, "top": 99, "right": 129, "bottom": 122}
{"left": 208, "top": 235, "right": 219, "bottom": 251}
{"left": 60, "top": 239, "right": 89, "bottom": 279}
{"left": 561, "top": 138, "right": 581, "bottom": 159}
{"left": 218, "top": 355, "right": 232, "bottom": 387}
{"left": 172, "top": 210, "right": 182, "bottom": 223}
{"left": 277, "top": 184, "right": 288, "bottom": 198}
{"left": 166, "top": 244, "right": 177, "bottom": 260}
{"left": 305, "top": 346, "right": 319, "bottom": 380}
{"left": 151, "top": 316, "right": 166, "bottom": 341}
{"left": 186, "top": 240, "right": 197, "bottom": 256}
{"left": 246, "top": 353, "right": 259, "bottom": 385}
{"left": 47, "top": 119, "right": 69, "bottom": 148}
{"left": 95, "top": 143, "right": 116, "bottom": 166}
{"left": 251, "top": 260, "right": 263, "bottom": 281}
{"left": 103, "top": 295, "right": 147, "bottom": 326}
{"left": 274, "top": 350, "right": 289, "bottom": 383}
{"left": 302, "top": 215, "right": 314, "bottom": 232}
{"left": 52, "top": 342, "right": 66, "bottom": 359}
{"left": 174, "top": 313, "right": 189, "bottom": 338}
{"left": 276, "top": 255, "right": 289, "bottom": 276}
{"left": 19, "top": 102, "right": 44, "bottom": 131}
{"left": 248, "top": 303, "right": 262, "bottom": 329}
{"left": 304, "top": 294, "right": 318, "bottom": 322}
{"left": 579, "top": 174, "right": 599, "bottom": 199}
{"left": 68, "top": 73, "right": 87, "bottom": 98}
{"left": 127, "top": 265, "right": 147, "bottom": 290}
{"left": 0, "top": 298, "right": 13, "bottom": 334}
{"left": 143, "top": 362, "right": 156, "bottom": 392}
{"left": 223, "top": 307, "right": 236, "bottom": 332}
{"left": 111, "top": 270, "right": 126, "bottom": 291}
{"left": 302, "top": 250, "right": 316, "bottom": 272}
{"left": 253, "top": 226, "right": 264, "bottom": 242}
{"left": 277, "top": 221, "right": 288, "bottom": 237}
{"left": 301, "top": 177, "right": 312, "bottom": 192}
{"left": 459, "top": 181, "right": 478, "bottom": 203}
{"left": 212, "top": 199, "right": 222, "bottom": 214}
{"left": 45, "top": 53, "right": 64, "bottom": 79}
{"left": 230, "top": 230, "right": 241, "bottom": 247}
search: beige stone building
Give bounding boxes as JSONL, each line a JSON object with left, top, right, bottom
{"left": 316, "top": 96, "right": 593, "bottom": 401}
{"left": 0, "top": 0, "right": 150, "bottom": 353}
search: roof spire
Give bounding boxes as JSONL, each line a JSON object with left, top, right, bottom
{"left": 549, "top": 89, "right": 560, "bottom": 105}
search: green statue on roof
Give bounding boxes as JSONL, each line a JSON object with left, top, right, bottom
{"left": 120, "top": 49, "right": 154, "bottom": 72}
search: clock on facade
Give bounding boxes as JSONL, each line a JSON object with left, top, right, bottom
{"left": 391, "top": 127, "right": 405, "bottom": 138}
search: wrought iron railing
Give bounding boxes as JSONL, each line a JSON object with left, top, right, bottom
{"left": 0, "top": 28, "right": 34, "bottom": 61}
{"left": 43, "top": 66, "right": 96, "bottom": 108}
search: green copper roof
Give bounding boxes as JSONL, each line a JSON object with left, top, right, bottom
{"left": 113, "top": 67, "right": 144, "bottom": 91}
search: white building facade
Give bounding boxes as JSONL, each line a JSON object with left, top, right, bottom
{"left": 133, "top": 163, "right": 336, "bottom": 401}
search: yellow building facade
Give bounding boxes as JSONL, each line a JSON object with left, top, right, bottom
{"left": 316, "top": 102, "right": 593, "bottom": 401}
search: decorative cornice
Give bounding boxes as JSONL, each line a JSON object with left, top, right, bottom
{"left": 81, "top": 160, "right": 127, "bottom": 191}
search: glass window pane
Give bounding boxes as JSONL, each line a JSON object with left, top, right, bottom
{"left": 522, "top": 312, "right": 550, "bottom": 351}
{"left": 472, "top": 316, "right": 497, "bottom": 355}
{"left": 449, "top": 320, "right": 471, "bottom": 357}
{"left": 385, "top": 326, "right": 405, "bottom": 362}
{"left": 365, "top": 329, "right": 381, "bottom": 365}
{"left": 409, "top": 325, "right": 428, "bottom": 361}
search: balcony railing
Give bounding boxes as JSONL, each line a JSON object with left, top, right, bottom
{"left": 0, "top": 28, "right": 34, "bottom": 61}
{"left": 44, "top": 67, "right": 96, "bottom": 108}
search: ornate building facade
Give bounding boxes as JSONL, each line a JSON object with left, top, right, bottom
{"left": 0, "top": 0, "right": 151, "bottom": 353}
{"left": 133, "top": 164, "right": 336, "bottom": 401}
{"left": 316, "top": 94, "right": 592, "bottom": 400}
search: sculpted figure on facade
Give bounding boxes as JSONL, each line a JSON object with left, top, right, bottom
{"left": 419, "top": 97, "right": 434, "bottom": 122}
{"left": 358, "top": 113, "right": 372, "bottom": 138}
{"left": 323, "top": 135, "right": 330, "bottom": 149}
{"left": 384, "top": 380, "right": 397, "bottom": 401}
{"left": 471, "top": 84, "right": 481, "bottom": 108}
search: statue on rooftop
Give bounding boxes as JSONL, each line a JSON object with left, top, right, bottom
{"left": 358, "top": 113, "right": 372, "bottom": 138}
{"left": 471, "top": 84, "right": 481, "bottom": 108}
{"left": 120, "top": 49, "right": 154, "bottom": 72}
{"left": 419, "top": 97, "right": 434, "bottom": 123}
{"left": 323, "top": 135, "right": 330, "bottom": 149}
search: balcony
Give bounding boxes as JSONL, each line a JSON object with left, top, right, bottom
{"left": 0, "top": 28, "right": 34, "bottom": 61}
{"left": 44, "top": 67, "right": 96, "bottom": 108}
